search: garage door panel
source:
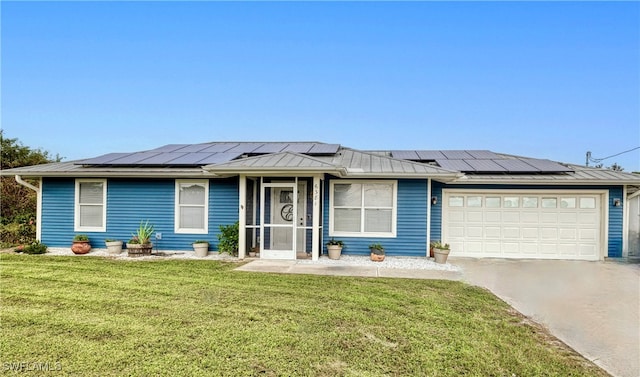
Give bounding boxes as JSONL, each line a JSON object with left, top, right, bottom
{"left": 467, "top": 211, "right": 483, "bottom": 222}
{"left": 579, "top": 229, "right": 597, "bottom": 240}
{"left": 503, "top": 212, "right": 520, "bottom": 222}
{"left": 484, "top": 242, "right": 501, "bottom": 253}
{"left": 559, "top": 244, "right": 577, "bottom": 255}
{"left": 541, "top": 228, "right": 558, "bottom": 239}
{"left": 443, "top": 192, "right": 602, "bottom": 261}
{"left": 449, "top": 226, "right": 465, "bottom": 237}
{"left": 485, "top": 227, "right": 501, "bottom": 238}
{"left": 503, "top": 227, "right": 520, "bottom": 238}
{"left": 559, "top": 212, "right": 578, "bottom": 224}
{"left": 559, "top": 228, "right": 577, "bottom": 240}
{"left": 522, "top": 212, "right": 539, "bottom": 223}
{"left": 579, "top": 244, "right": 597, "bottom": 256}
{"left": 502, "top": 242, "right": 520, "bottom": 253}
{"left": 541, "top": 213, "right": 557, "bottom": 224}
{"left": 522, "top": 227, "right": 538, "bottom": 239}
{"left": 485, "top": 211, "right": 501, "bottom": 222}
{"left": 449, "top": 211, "right": 465, "bottom": 222}
{"left": 467, "top": 226, "right": 483, "bottom": 238}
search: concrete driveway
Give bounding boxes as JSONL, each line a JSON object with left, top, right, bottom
{"left": 451, "top": 258, "right": 640, "bottom": 377}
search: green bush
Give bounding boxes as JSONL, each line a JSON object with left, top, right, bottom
{"left": 16, "top": 240, "right": 47, "bottom": 254}
{"left": 0, "top": 215, "right": 36, "bottom": 246}
{"left": 217, "top": 222, "right": 238, "bottom": 255}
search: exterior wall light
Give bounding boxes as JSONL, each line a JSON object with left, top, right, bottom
{"left": 431, "top": 196, "right": 438, "bottom": 205}
{"left": 613, "top": 198, "right": 621, "bottom": 207}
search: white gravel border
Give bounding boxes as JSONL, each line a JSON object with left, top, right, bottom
{"left": 44, "top": 247, "right": 238, "bottom": 261}
{"left": 42, "top": 248, "right": 459, "bottom": 271}
{"left": 296, "top": 255, "right": 460, "bottom": 271}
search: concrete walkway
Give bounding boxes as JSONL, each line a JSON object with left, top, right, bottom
{"left": 236, "top": 257, "right": 640, "bottom": 377}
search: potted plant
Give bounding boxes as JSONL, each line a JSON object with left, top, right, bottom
{"left": 71, "top": 234, "right": 91, "bottom": 254}
{"left": 217, "top": 222, "right": 239, "bottom": 256}
{"left": 326, "top": 238, "right": 344, "bottom": 260}
{"left": 105, "top": 239, "right": 123, "bottom": 254}
{"left": 126, "top": 220, "right": 154, "bottom": 257}
{"left": 249, "top": 245, "right": 259, "bottom": 257}
{"left": 369, "top": 242, "right": 385, "bottom": 262}
{"left": 192, "top": 240, "right": 209, "bottom": 257}
{"left": 432, "top": 241, "right": 450, "bottom": 264}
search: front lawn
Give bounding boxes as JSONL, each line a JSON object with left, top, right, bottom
{"left": 0, "top": 254, "right": 607, "bottom": 376}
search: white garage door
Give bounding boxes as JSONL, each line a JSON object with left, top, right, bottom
{"left": 442, "top": 191, "right": 604, "bottom": 260}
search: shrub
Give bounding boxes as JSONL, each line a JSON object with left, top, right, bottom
{"left": 20, "top": 240, "right": 48, "bottom": 254}
{"left": 73, "top": 234, "right": 89, "bottom": 242}
{"left": 217, "top": 222, "right": 238, "bottom": 255}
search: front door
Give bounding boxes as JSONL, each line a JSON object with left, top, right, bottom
{"left": 262, "top": 183, "right": 295, "bottom": 259}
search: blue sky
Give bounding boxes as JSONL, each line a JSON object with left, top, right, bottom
{"left": 2, "top": 2, "right": 639, "bottom": 171}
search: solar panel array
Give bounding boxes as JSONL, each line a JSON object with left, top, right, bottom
{"left": 78, "top": 142, "right": 340, "bottom": 166}
{"left": 390, "top": 150, "right": 572, "bottom": 173}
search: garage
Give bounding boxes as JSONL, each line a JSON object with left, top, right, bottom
{"left": 442, "top": 190, "right": 605, "bottom": 260}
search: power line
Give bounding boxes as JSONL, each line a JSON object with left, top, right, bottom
{"left": 586, "top": 146, "right": 640, "bottom": 166}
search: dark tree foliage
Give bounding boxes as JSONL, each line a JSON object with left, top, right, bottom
{"left": 1, "top": 131, "right": 62, "bottom": 244}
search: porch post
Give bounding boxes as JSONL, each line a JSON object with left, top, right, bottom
{"left": 311, "top": 174, "right": 321, "bottom": 261}
{"left": 238, "top": 174, "right": 247, "bottom": 259}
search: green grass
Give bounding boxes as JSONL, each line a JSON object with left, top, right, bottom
{"left": 0, "top": 254, "right": 607, "bottom": 377}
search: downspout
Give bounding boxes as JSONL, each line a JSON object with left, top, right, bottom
{"left": 426, "top": 178, "right": 432, "bottom": 258}
{"left": 15, "top": 175, "right": 42, "bottom": 241}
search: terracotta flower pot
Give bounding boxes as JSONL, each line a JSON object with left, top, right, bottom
{"left": 71, "top": 241, "right": 91, "bottom": 254}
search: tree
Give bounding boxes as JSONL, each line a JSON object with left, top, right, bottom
{"left": 0, "top": 131, "right": 62, "bottom": 244}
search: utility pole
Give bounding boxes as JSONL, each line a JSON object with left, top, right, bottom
{"left": 585, "top": 151, "right": 591, "bottom": 167}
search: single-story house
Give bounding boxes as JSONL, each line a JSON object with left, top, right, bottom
{"left": 4, "top": 141, "right": 640, "bottom": 261}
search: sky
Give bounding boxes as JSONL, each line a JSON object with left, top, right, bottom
{"left": 2, "top": 1, "right": 639, "bottom": 171}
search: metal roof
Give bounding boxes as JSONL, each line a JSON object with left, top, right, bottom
{"left": 77, "top": 142, "right": 340, "bottom": 166}
{"left": 2, "top": 142, "right": 638, "bottom": 184}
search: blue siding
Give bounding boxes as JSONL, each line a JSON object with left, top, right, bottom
{"left": 430, "top": 181, "right": 444, "bottom": 243}
{"left": 323, "top": 178, "right": 428, "bottom": 257}
{"left": 41, "top": 178, "right": 75, "bottom": 247}
{"left": 608, "top": 186, "right": 623, "bottom": 257}
{"left": 440, "top": 184, "right": 625, "bottom": 258}
{"left": 41, "top": 177, "right": 239, "bottom": 251}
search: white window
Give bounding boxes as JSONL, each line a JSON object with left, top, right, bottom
{"left": 175, "top": 180, "right": 209, "bottom": 234}
{"left": 330, "top": 180, "right": 397, "bottom": 237}
{"left": 75, "top": 179, "right": 106, "bottom": 232}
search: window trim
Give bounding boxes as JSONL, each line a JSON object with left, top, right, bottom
{"left": 74, "top": 179, "right": 107, "bottom": 232}
{"left": 329, "top": 180, "right": 397, "bottom": 238}
{"left": 174, "top": 179, "right": 209, "bottom": 234}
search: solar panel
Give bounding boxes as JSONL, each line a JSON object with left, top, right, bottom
{"left": 436, "top": 159, "right": 475, "bottom": 171}
{"left": 149, "top": 144, "right": 188, "bottom": 152}
{"left": 253, "top": 143, "right": 289, "bottom": 153}
{"left": 200, "top": 143, "right": 239, "bottom": 153}
{"left": 308, "top": 143, "right": 340, "bottom": 155}
{"left": 416, "top": 150, "right": 446, "bottom": 160}
{"left": 194, "top": 152, "right": 244, "bottom": 164}
{"left": 226, "top": 143, "right": 265, "bottom": 153}
{"left": 441, "top": 150, "right": 474, "bottom": 159}
{"left": 520, "top": 158, "right": 573, "bottom": 172}
{"left": 78, "top": 153, "right": 131, "bottom": 165}
{"left": 137, "top": 152, "right": 187, "bottom": 165}
{"left": 172, "top": 144, "right": 212, "bottom": 153}
{"left": 494, "top": 159, "right": 540, "bottom": 172}
{"left": 110, "top": 152, "right": 163, "bottom": 164}
{"left": 466, "top": 150, "right": 500, "bottom": 159}
{"left": 165, "top": 153, "right": 214, "bottom": 165}
{"left": 391, "top": 150, "right": 420, "bottom": 160}
{"left": 282, "top": 143, "right": 315, "bottom": 153}
{"left": 464, "top": 159, "right": 507, "bottom": 172}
